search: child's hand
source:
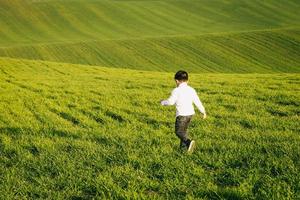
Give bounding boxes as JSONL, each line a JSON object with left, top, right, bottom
{"left": 160, "top": 100, "right": 169, "bottom": 106}
{"left": 203, "top": 113, "right": 207, "bottom": 119}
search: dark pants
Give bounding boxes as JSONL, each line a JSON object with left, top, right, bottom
{"left": 175, "top": 115, "right": 192, "bottom": 148}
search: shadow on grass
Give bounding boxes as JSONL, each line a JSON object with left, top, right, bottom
{"left": 267, "top": 108, "right": 290, "bottom": 117}
{"left": 238, "top": 119, "right": 255, "bottom": 129}
{"left": 0, "top": 126, "right": 81, "bottom": 140}
{"left": 105, "top": 111, "right": 126, "bottom": 123}
{"left": 121, "top": 109, "right": 172, "bottom": 129}
{"left": 79, "top": 109, "right": 105, "bottom": 124}
{"left": 201, "top": 189, "right": 243, "bottom": 200}
{"left": 0, "top": 127, "right": 23, "bottom": 138}
{"left": 49, "top": 108, "right": 81, "bottom": 126}
{"left": 70, "top": 185, "right": 98, "bottom": 200}
{"left": 48, "top": 129, "right": 81, "bottom": 139}
{"left": 24, "top": 145, "right": 40, "bottom": 156}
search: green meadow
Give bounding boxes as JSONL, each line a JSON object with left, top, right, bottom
{"left": 0, "top": 0, "right": 299, "bottom": 72}
{"left": 1, "top": 28, "right": 300, "bottom": 72}
{"left": 1, "top": 58, "right": 299, "bottom": 199}
{"left": 0, "top": 0, "right": 300, "bottom": 199}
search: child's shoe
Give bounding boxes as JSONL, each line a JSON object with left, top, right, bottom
{"left": 187, "top": 140, "right": 195, "bottom": 153}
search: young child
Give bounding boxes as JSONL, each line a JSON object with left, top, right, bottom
{"left": 161, "top": 70, "right": 206, "bottom": 153}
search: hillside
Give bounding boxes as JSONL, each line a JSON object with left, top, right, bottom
{"left": 1, "top": 28, "right": 299, "bottom": 72}
{"left": 0, "top": 58, "right": 299, "bottom": 199}
{"left": 0, "top": 0, "right": 300, "bottom": 72}
{"left": 1, "top": 0, "right": 299, "bottom": 45}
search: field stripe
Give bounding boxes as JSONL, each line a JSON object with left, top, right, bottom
{"left": 0, "top": 0, "right": 299, "bottom": 46}
{"left": 0, "top": 28, "right": 299, "bottom": 73}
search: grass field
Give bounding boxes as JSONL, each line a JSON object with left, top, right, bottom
{"left": 1, "top": 0, "right": 299, "bottom": 45}
{"left": 0, "top": 0, "right": 300, "bottom": 199}
{"left": 1, "top": 28, "right": 299, "bottom": 72}
{"left": 0, "top": 58, "right": 299, "bottom": 199}
{"left": 0, "top": 0, "right": 299, "bottom": 72}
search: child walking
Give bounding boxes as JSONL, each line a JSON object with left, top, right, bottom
{"left": 161, "top": 70, "right": 206, "bottom": 153}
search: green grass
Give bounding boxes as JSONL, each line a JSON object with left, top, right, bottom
{"left": 0, "top": 0, "right": 300, "bottom": 72}
{"left": 0, "top": 58, "right": 299, "bottom": 199}
{"left": 1, "top": 28, "right": 299, "bottom": 72}
{"left": 1, "top": 0, "right": 299, "bottom": 45}
{"left": 1, "top": 0, "right": 300, "bottom": 198}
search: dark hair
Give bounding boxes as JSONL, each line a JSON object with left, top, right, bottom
{"left": 174, "top": 70, "right": 188, "bottom": 81}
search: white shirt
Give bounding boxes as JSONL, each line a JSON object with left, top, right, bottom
{"left": 161, "top": 82, "right": 206, "bottom": 117}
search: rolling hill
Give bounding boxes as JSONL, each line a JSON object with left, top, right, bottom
{"left": 0, "top": 0, "right": 299, "bottom": 72}
{"left": 1, "top": 28, "right": 299, "bottom": 72}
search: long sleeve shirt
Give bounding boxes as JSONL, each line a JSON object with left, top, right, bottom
{"left": 161, "top": 82, "right": 206, "bottom": 117}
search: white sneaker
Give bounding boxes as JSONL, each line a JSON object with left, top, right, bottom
{"left": 187, "top": 140, "right": 195, "bottom": 153}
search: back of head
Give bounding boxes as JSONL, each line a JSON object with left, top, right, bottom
{"left": 174, "top": 70, "right": 188, "bottom": 81}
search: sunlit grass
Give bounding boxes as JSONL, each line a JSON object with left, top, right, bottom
{"left": 0, "top": 0, "right": 299, "bottom": 72}
{"left": 0, "top": 58, "right": 299, "bottom": 199}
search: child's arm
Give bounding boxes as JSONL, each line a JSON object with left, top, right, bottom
{"left": 193, "top": 91, "right": 207, "bottom": 118}
{"left": 161, "top": 89, "right": 178, "bottom": 106}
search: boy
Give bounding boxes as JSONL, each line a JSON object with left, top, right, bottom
{"left": 161, "top": 70, "right": 206, "bottom": 153}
